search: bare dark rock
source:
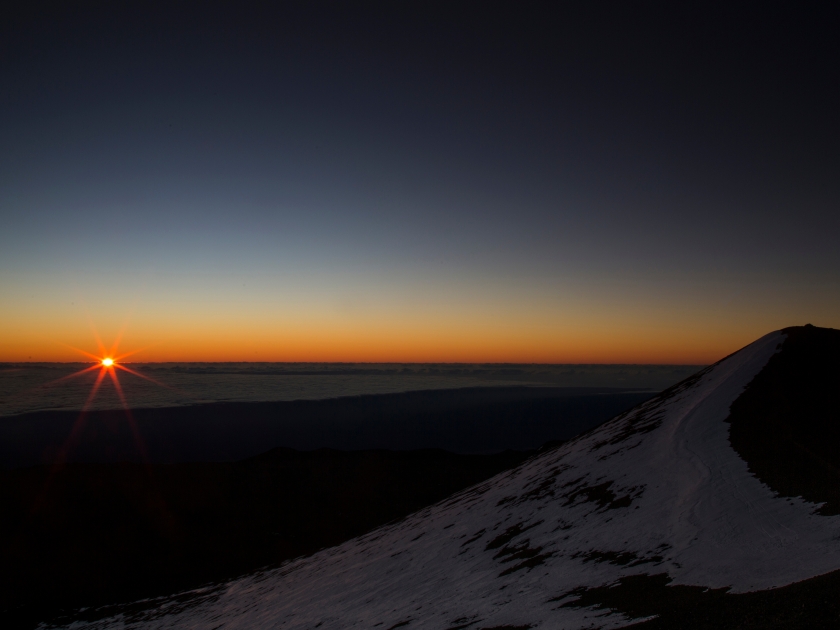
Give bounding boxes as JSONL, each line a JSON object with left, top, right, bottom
{"left": 727, "top": 325, "right": 840, "bottom": 515}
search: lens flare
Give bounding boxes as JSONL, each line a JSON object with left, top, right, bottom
{"left": 40, "top": 324, "right": 172, "bottom": 469}
{"left": 31, "top": 324, "right": 178, "bottom": 526}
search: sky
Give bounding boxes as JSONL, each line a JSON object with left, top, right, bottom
{"left": 1, "top": 2, "right": 838, "bottom": 363}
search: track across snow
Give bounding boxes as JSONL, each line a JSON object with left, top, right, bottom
{"left": 66, "top": 331, "right": 840, "bottom": 629}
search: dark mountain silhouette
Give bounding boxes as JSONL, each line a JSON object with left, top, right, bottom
{"left": 727, "top": 325, "right": 840, "bottom": 515}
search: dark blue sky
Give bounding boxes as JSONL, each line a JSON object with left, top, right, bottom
{"left": 1, "top": 2, "right": 838, "bottom": 362}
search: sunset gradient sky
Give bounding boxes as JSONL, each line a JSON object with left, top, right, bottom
{"left": 2, "top": 3, "right": 838, "bottom": 363}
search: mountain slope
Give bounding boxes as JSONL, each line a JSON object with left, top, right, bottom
{"left": 69, "top": 327, "right": 840, "bottom": 629}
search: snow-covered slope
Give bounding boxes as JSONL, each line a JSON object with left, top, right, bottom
{"left": 69, "top": 330, "right": 840, "bottom": 629}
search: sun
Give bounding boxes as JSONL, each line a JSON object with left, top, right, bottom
{"left": 42, "top": 326, "right": 171, "bottom": 468}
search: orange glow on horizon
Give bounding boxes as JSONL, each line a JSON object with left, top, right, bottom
{"left": 2, "top": 304, "right": 813, "bottom": 365}
{"left": 1, "top": 324, "right": 759, "bottom": 365}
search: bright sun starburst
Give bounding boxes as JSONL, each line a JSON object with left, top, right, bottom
{"left": 38, "top": 321, "right": 173, "bottom": 469}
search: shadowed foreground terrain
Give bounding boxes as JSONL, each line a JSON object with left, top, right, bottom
{"left": 0, "top": 387, "right": 654, "bottom": 467}
{"left": 559, "top": 569, "right": 840, "bottom": 629}
{"left": 0, "top": 448, "right": 531, "bottom": 628}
